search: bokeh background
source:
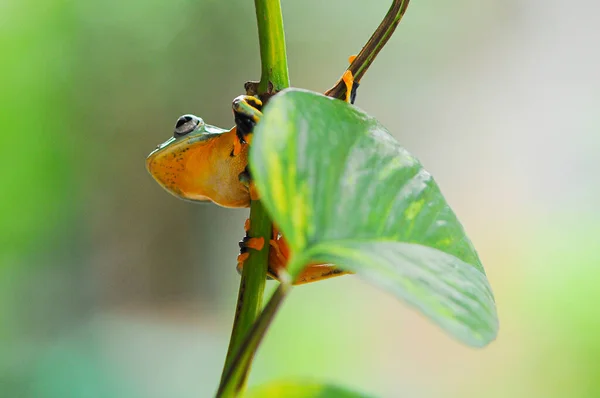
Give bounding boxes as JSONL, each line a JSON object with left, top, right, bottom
{"left": 2, "top": 0, "right": 599, "bottom": 396}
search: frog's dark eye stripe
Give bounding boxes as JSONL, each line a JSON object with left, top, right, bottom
{"left": 174, "top": 114, "right": 202, "bottom": 137}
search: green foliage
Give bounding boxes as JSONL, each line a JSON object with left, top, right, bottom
{"left": 250, "top": 89, "right": 498, "bottom": 347}
{"left": 0, "top": 0, "right": 74, "bottom": 262}
{"left": 245, "top": 380, "right": 374, "bottom": 398}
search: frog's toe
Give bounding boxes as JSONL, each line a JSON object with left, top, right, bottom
{"left": 232, "top": 95, "right": 263, "bottom": 122}
{"left": 238, "top": 236, "right": 265, "bottom": 253}
{"left": 236, "top": 252, "right": 249, "bottom": 275}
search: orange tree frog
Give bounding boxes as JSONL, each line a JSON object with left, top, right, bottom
{"left": 146, "top": 95, "right": 350, "bottom": 284}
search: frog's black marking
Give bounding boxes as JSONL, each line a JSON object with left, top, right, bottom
{"left": 320, "top": 268, "right": 346, "bottom": 277}
{"left": 350, "top": 81, "right": 360, "bottom": 105}
{"left": 232, "top": 96, "right": 263, "bottom": 144}
{"left": 234, "top": 113, "right": 255, "bottom": 144}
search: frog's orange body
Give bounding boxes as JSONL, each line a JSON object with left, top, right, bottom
{"left": 147, "top": 126, "right": 251, "bottom": 208}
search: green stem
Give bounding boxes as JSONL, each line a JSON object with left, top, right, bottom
{"left": 254, "top": 0, "right": 290, "bottom": 93}
{"left": 324, "top": 0, "right": 410, "bottom": 100}
{"left": 219, "top": 201, "right": 271, "bottom": 395}
{"left": 218, "top": 0, "right": 290, "bottom": 396}
{"left": 217, "top": 280, "right": 292, "bottom": 397}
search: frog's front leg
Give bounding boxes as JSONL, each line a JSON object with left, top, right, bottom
{"left": 235, "top": 89, "right": 261, "bottom": 197}
{"left": 232, "top": 95, "right": 263, "bottom": 147}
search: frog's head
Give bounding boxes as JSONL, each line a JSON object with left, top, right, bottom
{"left": 146, "top": 114, "right": 230, "bottom": 202}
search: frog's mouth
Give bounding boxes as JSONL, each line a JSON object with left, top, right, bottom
{"left": 148, "top": 136, "right": 176, "bottom": 158}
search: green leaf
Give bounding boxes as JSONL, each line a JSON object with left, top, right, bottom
{"left": 249, "top": 88, "right": 498, "bottom": 347}
{"left": 244, "top": 380, "right": 374, "bottom": 398}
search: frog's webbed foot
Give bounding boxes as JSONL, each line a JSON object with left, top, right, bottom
{"left": 343, "top": 55, "right": 360, "bottom": 104}
{"left": 236, "top": 220, "right": 269, "bottom": 277}
{"left": 328, "top": 55, "right": 360, "bottom": 104}
{"left": 232, "top": 95, "right": 263, "bottom": 146}
{"left": 237, "top": 224, "right": 280, "bottom": 280}
{"left": 346, "top": 72, "right": 360, "bottom": 105}
{"left": 267, "top": 227, "right": 352, "bottom": 285}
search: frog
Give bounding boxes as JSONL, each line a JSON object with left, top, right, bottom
{"left": 146, "top": 70, "right": 358, "bottom": 284}
{"left": 145, "top": 96, "right": 261, "bottom": 208}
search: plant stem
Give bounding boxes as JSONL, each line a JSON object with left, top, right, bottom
{"left": 254, "top": 0, "right": 290, "bottom": 93}
{"left": 217, "top": 280, "right": 292, "bottom": 397}
{"left": 219, "top": 201, "right": 271, "bottom": 395}
{"left": 218, "top": 0, "right": 290, "bottom": 396}
{"left": 325, "top": 0, "right": 411, "bottom": 100}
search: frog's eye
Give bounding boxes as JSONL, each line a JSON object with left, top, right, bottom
{"left": 174, "top": 114, "right": 204, "bottom": 137}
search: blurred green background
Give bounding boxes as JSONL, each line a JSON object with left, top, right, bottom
{"left": 2, "top": 0, "right": 599, "bottom": 397}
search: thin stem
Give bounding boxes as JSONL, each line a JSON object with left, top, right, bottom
{"left": 254, "top": 0, "right": 290, "bottom": 93}
{"left": 219, "top": 202, "right": 271, "bottom": 394}
{"left": 217, "top": 281, "right": 292, "bottom": 397}
{"left": 324, "top": 0, "right": 411, "bottom": 100}
{"left": 218, "top": 0, "right": 290, "bottom": 396}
